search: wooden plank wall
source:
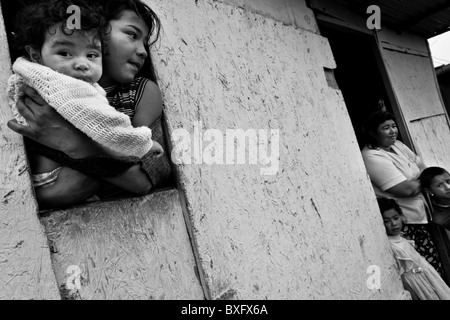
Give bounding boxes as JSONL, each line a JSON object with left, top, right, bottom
{"left": 0, "top": 1, "right": 203, "bottom": 299}
{"left": 0, "top": 2, "right": 60, "bottom": 300}
{"left": 40, "top": 190, "right": 204, "bottom": 300}
{"left": 150, "top": 0, "right": 405, "bottom": 299}
{"left": 378, "top": 29, "right": 450, "bottom": 169}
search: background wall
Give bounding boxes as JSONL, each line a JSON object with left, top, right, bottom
{"left": 378, "top": 28, "right": 450, "bottom": 170}
{"left": 149, "top": 0, "right": 405, "bottom": 299}
{"left": 0, "top": 0, "right": 409, "bottom": 300}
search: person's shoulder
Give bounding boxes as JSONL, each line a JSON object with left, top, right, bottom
{"left": 393, "top": 140, "right": 411, "bottom": 152}
{"left": 133, "top": 78, "right": 163, "bottom": 126}
{"left": 132, "top": 77, "right": 161, "bottom": 97}
{"left": 361, "top": 145, "right": 383, "bottom": 158}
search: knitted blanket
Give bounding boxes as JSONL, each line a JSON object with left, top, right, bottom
{"left": 8, "top": 57, "right": 154, "bottom": 158}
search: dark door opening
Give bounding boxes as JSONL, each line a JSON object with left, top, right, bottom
{"left": 319, "top": 25, "right": 399, "bottom": 149}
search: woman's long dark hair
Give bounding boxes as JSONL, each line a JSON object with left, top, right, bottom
{"left": 97, "top": 0, "right": 161, "bottom": 83}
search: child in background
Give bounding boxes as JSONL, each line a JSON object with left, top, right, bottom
{"left": 378, "top": 197, "right": 450, "bottom": 300}
{"left": 9, "top": 0, "right": 162, "bottom": 190}
{"left": 421, "top": 166, "right": 450, "bottom": 230}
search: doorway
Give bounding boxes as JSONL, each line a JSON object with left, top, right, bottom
{"left": 319, "top": 24, "right": 401, "bottom": 149}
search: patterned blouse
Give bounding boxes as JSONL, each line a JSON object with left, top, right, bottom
{"left": 98, "top": 77, "right": 174, "bottom": 199}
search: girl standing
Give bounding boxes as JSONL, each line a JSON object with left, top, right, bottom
{"left": 378, "top": 197, "right": 450, "bottom": 300}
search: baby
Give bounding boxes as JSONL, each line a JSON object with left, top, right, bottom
{"left": 9, "top": 0, "right": 162, "bottom": 188}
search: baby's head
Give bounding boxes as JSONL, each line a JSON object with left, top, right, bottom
{"left": 377, "top": 197, "right": 404, "bottom": 236}
{"left": 14, "top": 0, "right": 107, "bottom": 83}
{"left": 421, "top": 166, "right": 450, "bottom": 201}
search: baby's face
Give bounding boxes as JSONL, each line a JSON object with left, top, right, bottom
{"left": 37, "top": 23, "right": 102, "bottom": 83}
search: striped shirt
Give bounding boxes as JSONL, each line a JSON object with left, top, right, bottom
{"left": 103, "top": 77, "right": 149, "bottom": 120}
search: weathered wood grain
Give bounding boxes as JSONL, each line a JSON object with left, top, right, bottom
{"left": 409, "top": 115, "right": 450, "bottom": 170}
{"left": 148, "top": 0, "right": 405, "bottom": 299}
{"left": 380, "top": 36, "right": 444, "bottom": 121}
{"left": 40, "top": 190, "right": 204, "bottom": 300}
{"left": 379, "top": 30, "right": 450, "bottom": 171}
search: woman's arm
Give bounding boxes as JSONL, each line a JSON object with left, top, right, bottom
{"left": 131, "top": 80, "right": 163, "bottom": 128}
{"left": 36, "top": 167, "right": 102, "bottom": 209}
{"left": 363, "top": 150, "right": 422, "bottom": 198}
{"left": 386, "top": 179, "right": 422, "bottom": 198}
{"left": 8, "top": 85, "right": 162, "bottom": 196}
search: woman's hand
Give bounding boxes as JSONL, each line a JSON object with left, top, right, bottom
{"left": 7, "top": 85, "right": 101, "bottom": 158}
{"left": 150, "top": 140, "right": 164, "bottom": 158}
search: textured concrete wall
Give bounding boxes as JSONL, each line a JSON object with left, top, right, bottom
{"left": 0, "top": 2, "right": 60, "bottom": 300}
{"left": 148, "top": 0, "right": 405, "bottom": 299}
{"left": 379, "top": 29, "right": 450, "bottom": 169}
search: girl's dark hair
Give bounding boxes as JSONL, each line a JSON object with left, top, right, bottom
{"left": 13, "top": 0, "right": 107, "bottom": 57}
{"left": 362, "top": 111, "right": 397, "bottom": 148}
{"left": 377, "top": 197, "right": 403, "bottom": 216}
{"left": 97, "top": 0, "right": 161, "bottom": 82}
{"left": 420, "top": 166, "right": 450, "bottom": 189}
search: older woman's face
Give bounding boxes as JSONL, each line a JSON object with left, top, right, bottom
{"left": 375, "top": 119, "right": 398, "bottom": 148}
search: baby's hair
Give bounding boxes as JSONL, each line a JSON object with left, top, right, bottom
{"left": 420, "top": 166, "right": 450, "bottom": 190}
{"left": 13, "top": 0, "right": 107, "bottom": 57}
{"left": 97, "top": 0, "right": 161, "bottom": 82}
{"left": 376, "top": 197, "right": 403, "bottom": 216}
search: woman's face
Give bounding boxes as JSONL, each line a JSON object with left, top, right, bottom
{"left": 374, "top": 119, "right": 398, "bottom": 148}
{"left": 99, "top": 10, "right": 150, "bottom": 86}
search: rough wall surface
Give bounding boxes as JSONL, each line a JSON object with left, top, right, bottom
{"left": 379, "top": 30, "right": 450, "bottom": 169}
{"left": 217, "top": 0, "right": 318, "bottom": 34}
{"left": 0, "top": 2, "right": 60, "bottom": 299}
{"left": 148, "top": 0, "right": 405, "bottom": 299}
{"left": 409, "top": 116, "right": 450, "bottom": 170}
{"left": 40, "top": 190, "right": 204, "bottom": 300}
